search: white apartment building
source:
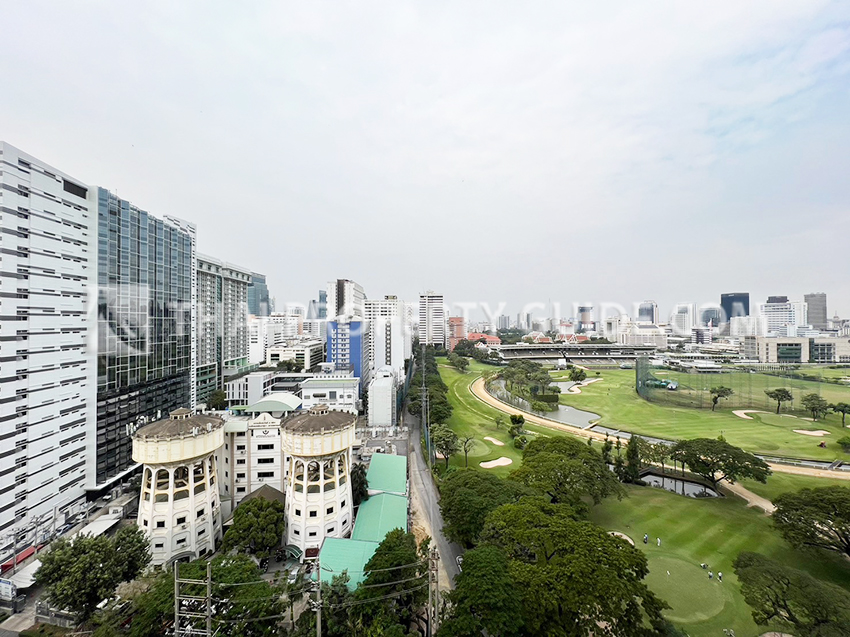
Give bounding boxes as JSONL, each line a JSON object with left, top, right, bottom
{"left": 0, "top": 142, "right": 96, "bottom": 558}
{"left": 670, "top": 303, "right": 697, "bottom": 335}
{"left": 300, "top": 376, "right": 360, "bottom": 413}
{"left": 757, "top": 300, "right": 808, "bottom": 336}
{"left": 617, "top": 323, "right": 668, "bottom": 348}
{"left": 268, "top": 312, "right": 302, "bottom": 337}
{"left": 327, "top": 279, "right": 365, "bottom": 319}
{"left": 419, "top": 291, "right": 447, "bottom": 348}
{"left": 365, "top": 296, "right": 411, "bottom": 378}
{"left": 367, "top": 367, "right": 397, "bottom": 430}
{"left": 730, "top": 315, "right": 767, "bottom": 338}
{"left": 248, "top": 316, "right": 290, "bottom": 365}
{"left": 266, "top": 338, "right": 325, "bottom": 371}
{"left": 196, "top": 254, "right": 251, "bottom": 403}
{"left": 302, "top": 319, "right": 327, "bottom": 342}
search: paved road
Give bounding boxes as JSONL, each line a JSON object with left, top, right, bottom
{"left": 406, "top": 410, "right": 462, "bottom": 588}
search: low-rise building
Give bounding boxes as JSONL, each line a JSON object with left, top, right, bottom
{"left": 266, "top": 338, "right": 325, "bottom": 371}
{"left": 300, "top": 376, "right": 360, "bottom": 413}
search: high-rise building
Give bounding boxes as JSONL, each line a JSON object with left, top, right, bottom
{"left": 328, "top": 279, "right": 365, "bottom": 319}
{"left": 327, "top": 319, "right": 370, "bottom": 386}
{"left": 195, "top": 255, "right": 251, "bottom": 403}
{"left": 757, "top": 298, "right": 807, "bottom": 336}
{"left": 318, "top": 290, "right": 327, "bottom": 319}
{"left": 364, "top": 296, "right": 411, "bottom": 377}
{"left": 96, "top": 188, "right": 194, "bottom": 488}
{"left": 368, "top": 367, "right": 398, "bottom": 430}
{"left": 578, "top": 306, "right": 593, "bottom": 332}
{"left": 637, "top": 301, "right": 658, "bottom": 323}
{"left": 730, "top": 316, "right": 767, "bottom": 337}
{"left": 804, "top": 293, "right": 828, "bottom": 330}
{"left": 447, "top": 316, "right": 467, "bottom": 351}
{"left": 419, "top": 292, "right": 446, "bottom": 348}
{"left": 700, "top": 307, "right": 723, "bottom": 327}
{"left": 720, "top": 293, "right": 750, "bottom": 322}
{"left": 0, "top": 143, "right": 96, "bottom": 556}
{"left": 247, "top": 316, "right": 289, "bottom": 365}
{"left": 246, "top": 272, "right": 271, "bottom": 317}
{"left": 497, "top": 315, "right": 511, "bottom": 330}
{"left": 670, "top": 303, "right": 697, "bottom": 334}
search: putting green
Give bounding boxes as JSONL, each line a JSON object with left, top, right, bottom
{"left": 643, "top": 555, "right": 727, "bottom": 624}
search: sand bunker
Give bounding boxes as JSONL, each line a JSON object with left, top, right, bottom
{"left": 480, "top": 457, "right": 513, "bottom": 468}
{"left": 793, "top": 429, "right": 831, "bottom": 437}
{"left": 733, "top": 410, "right": 769, "bottom": 420}
{"left": 608, "top": 531, "right": 634, "bottom": 546}
{"left": 483, "top": 436, "right": 505, "bottom": 446}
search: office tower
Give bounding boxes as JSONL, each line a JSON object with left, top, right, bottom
{"left": 0, "top": 143, "right": 95, "bottom": 556}
{"left": 419, "top": 291, "right": 447, "bottom": 348}
{"left": 328, "top": 279, "right": 365, "bottom": 319}
{"left": 804, "top": 293, "right": 828, "bottom": 330}
{"left": 448, "top": 316, "right": 466, "bottom": 351}
{"left": 671, "top": 303, "right": 698, "bottom": 334}
{"left": 246, "top": 272, "right": 271, "bottom": 317}
{"left": 720, "top": 293, "right": 750, "bottom": 322}
{"left": 700, "top": 307, "right": 722, "bottom": 327}
{"left": 730, "top": 316, "right": 767, "bottom": 337}
{"left": 318, "top": 290, "right": 327, "bottom": 319}
{"left": 578, "top": 306, "right": 593, "bottom": 332}
{"left": 327, "top": 318, "right": 370, "bottom": 386}
{"left": 196, "top": 254, "right": 251, "bottom": 404}
{"left": 525, "top": 312, "right": 534, "bottom": 332}
{"left": 497, "top": 315, "right": 511, "bottom": 330}
{"left": 637, "top": 301, "right": 659, "bottom": 323}
{"left": 365, "top": 296, "right": 411, "bottom": 377}
{"left": 758, "top": 298, "right": 807, "bottom": 336}
{"left": 96, "top": 188, "right": 194, "bottom": 488}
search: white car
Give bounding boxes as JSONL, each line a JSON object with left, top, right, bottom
{"left": 456, "top": 556, "right": 463, "bottom": 572}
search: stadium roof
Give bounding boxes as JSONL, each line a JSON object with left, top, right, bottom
{"left": 351, "top": 494, "right": 408, "bottom": 543}
{"left": 318, "top": 538, "right": 378, "bottom": 589}
{"left": 366, "top": 453, "right": 407, "bottom": 496}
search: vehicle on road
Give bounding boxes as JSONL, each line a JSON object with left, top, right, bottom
{"left": 456, "top": 556, "right": 463, "bottom": 572}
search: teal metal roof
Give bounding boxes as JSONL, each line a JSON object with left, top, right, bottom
{"left": 351, "top": 494, "right": 408, "bottom": 543}
{"left": 246, "top": 392, "right": 302, "bottom": 413}
{"left": 318, "top": 538, "right": 379, "bottom": 589}
{"left": 366, "top": 453, "right": 408, "bottom": 495}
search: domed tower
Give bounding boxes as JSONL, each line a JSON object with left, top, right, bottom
{"left": 282, "top": 405, "right": 356, "bottom": 559}
{"left": 132, "top": 408, "right": 225, "bottom": 566}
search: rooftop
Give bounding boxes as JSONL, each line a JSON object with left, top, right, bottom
{"left": 366, "top": 453, "right": 408, "bottom": 495}
{"left": 246, "top": 392, "right": 302, "bottom": 413}
{"left": 134, "top": 410, "right": 224, "bottom": 439}
{"left": 351, "top": 494, "right": 408, "bottom": 543}
{"left": 282, "top": 405, "right": 356, "bottom": 434}
{"left": 318, "top": 538, "right": 379, "bottom": 589}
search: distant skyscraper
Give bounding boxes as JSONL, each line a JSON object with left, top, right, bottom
{"left": 578, "top": 306, "right": 593, "bottom": 332}
{"left": 671, "top": 303, "right": 697, "bottom": 334}
{"left": 720, "top": 293, "right": 749, "bottom": 322}
{"left": 318, "top": 289, "right": 327, "bottom": 319}
{"left": 448, "top": 316, "right": 466, "bottom": 351}
{"left": 365, "top": 295, "right": 411, "bottom": 377}
{"left": 804, "top": 293, "right": 828, "bottom": 330}
{"left": 247, "top": 272, "right": 271, "bottom": 316}
{"left": 758, "top": 298, "right": 807, "bottom": 336}
{"left": 419, "top": 291, "right": 447, "bottom": 348}
{"left": 700, "top": 307, "right": 722, "bottom": 327}
{"left": 328, "top": 279, "right": 365, "bottom": 318}
{"left": 497, "top": 315, "right": 511, "bottom": 330}
{"left": 637, "top": 301, "right": 658, "bottom": 323}
{"left": 327, "top": 318, "right": 370, "bottom": 387}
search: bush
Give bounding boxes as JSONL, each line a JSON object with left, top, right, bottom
{"left": 536, "top": 394, "right": 560, "bottom": 404}
{"left": 837, "top": 436, "right": 850, "bottom": 452}
{"left": 513, "top": 435, "right": 528, "bottom": 450}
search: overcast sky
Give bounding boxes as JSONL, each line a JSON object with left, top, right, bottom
{"left": 2, "top": 1, "right": 849, "bottom": 320}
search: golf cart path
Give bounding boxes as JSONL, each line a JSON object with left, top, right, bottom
{"left": 469, "top": 376, "right": 850, "bottom": 486}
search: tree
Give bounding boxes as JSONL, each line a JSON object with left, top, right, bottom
{"left": 129, "top": 555, "right": 283, "bottom": 637}
{"left": 622, "top": 435, "right": 642, "bottom": 483}
{"left": 439, "top": 471, "right": 530, "bottom": 547}
{"left": 351, "top": 462, "right": 369, "bottom": 507}
{"left": 222, "top": 496, "right": 285, "bottom": 557}
{"left": 774, "top": 486, "right": 850, "bottom": 558}
{"left": 801, "top": 393, "right": 830, "bottom": 421}
{"left": 431, "top": 424, "right": 459, "bottom": 469}
{"left": 511, "top": 437, "right": 623, "bottom": 513}
{"left": 837, "top": 436, "right": 850, "bottom": 452}
{"left": 832, "top": 402, "right": 850, "bottom": 427}
{"left": 276, "top": 359, "right": 302, "bottom": 372}
{"left": 669, "top": 438, "right": 770, "bottom": 490}
{"left": 709, "top": 386, "right": 734, "bottom": 411}
{"left": 765, "top": 388, "right": 794, "bottom": 414}
{"left": 35, "top": 526, "right": 150, "bottom": 622}
{"left": 453, "top": 356, "right": 469, "bottom": 373}
{"left": 459, "top": 435, "right": 475, "bottom": 468}
{"left": 734, "top": 551, "right": 850, "bottom": 636}
{"left": 207, "top": 389, "right": 227, "bottom": 410}
{"left": 480, "top": 497, "right": 668, "bottom": 635}
{"left": 437, "top": 545, "right": 523, "bottom": 637}
{"left": 493, "top": 415, "right": 505, "bottom": 430}
{"left": 569, "top": 367, "right": 587, "bottom": 384}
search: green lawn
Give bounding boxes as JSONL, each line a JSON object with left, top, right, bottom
{"left": 557, "top": 369, "right": 850, "bottom": 461}
{"left": 738, "top": 471, "right": 850, "bottom": 503}
{"left": 437, "top": 359, "right": 567, "bottom": 476}
{"left": 589, "top": 484, "right": 850, "bottom": 637}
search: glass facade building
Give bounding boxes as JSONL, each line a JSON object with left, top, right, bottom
{"left": 96, "top": 188, "right": 193, "bottom": 486}
{"left": 247, "top": 272, "right": 271, "bottom": 316}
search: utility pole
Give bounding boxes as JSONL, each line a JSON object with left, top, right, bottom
{"left": 427, "top": 546, "right": 440, "bottom": 637}
{"left": 310, "top": 579, "right": 322, "bottom": 637}
{"left": 174, "top": 561, "right": 214, "bottom": 637}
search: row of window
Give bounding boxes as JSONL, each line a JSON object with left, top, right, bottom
{"left": 292, "top": 501, "right": 345, "bottom": 517}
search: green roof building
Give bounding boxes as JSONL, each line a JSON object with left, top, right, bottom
{"left": 318, "top": 537, "right": 379, "bottom": 589}
{"left": 351, "top": 493, "right": 408, "bottom": 543}
{"left": 366, "top": 453, "right": 408, "bottom": 496}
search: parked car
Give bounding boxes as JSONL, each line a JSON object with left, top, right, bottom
{"left": 287, "top": 566, "right": 300, "bottom": 584}
{"left": 456, "top": 556, "right": 463, "bottom": 572}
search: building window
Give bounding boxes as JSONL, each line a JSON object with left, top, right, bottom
{"left": 237, "top": 445, "right": 246, "bottom": 451}
{"left": 257, "top": 458, "right": 274, "bottom": 464}
{"left": 198, "top": 528, "right": 206, "bottom": 536}
{"left": 156, "top": 521, "right": 165, "bottom": 528}
{"left": 237, "top": 459, "right": 246, "bottom": 465}
{"left": 237, "top": 472, "right": 246, "bottom": 479}
{"left": 294, "top": 509, "right": 301, "bottom": 516}
{"left": 154, "top": 543, "right": 164, "bottom": 549}
{"left": 293, "top": 529, "right": 300, "bottom": 536}
{"left": 236, "top": 432, "right": 246, "bottom": 437}
{"left": 258, "top": 471, "right": 274, "bottom": 479}
{"left": 309, "top": 510, "right": 317, "bottom": 518}
{"left": 257, "top": 444, "right": 274, "bottom": 450}
{"left": 237, "top": 487, "right": 246, "bottom": 493}
{"left": 326, "top": 506, "right": 334, "bottom": 515}
{"left": 308, "top": 531, "right": 317, "bottom": 537}
{"left": 197, "top": 509, "right": 205, "bottom": 518}
{"left": 143, "top": 520, "right": 148, "bottom": 527}
{"left": 176, "top": 538, "right": 186, "bottom": 546}
{"left": 340, "top": 500, "right": 346, "bottom": 508}
{"left": 177, "top": 516, "right": 186, "bottom": 525}
{"left": 327, "top": 527, "right": 335, "bottom": 534}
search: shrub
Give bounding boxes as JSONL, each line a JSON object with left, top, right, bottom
{"left": 513, "top": 435, "right": 528, "bottom": 450}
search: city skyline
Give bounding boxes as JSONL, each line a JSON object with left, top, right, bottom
{"left": 1, "top": 2, "right": 848, "bottom": 315}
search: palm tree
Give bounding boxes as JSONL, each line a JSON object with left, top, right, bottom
{"left": 351, "top": 462, "right": 369, "bottom": 507}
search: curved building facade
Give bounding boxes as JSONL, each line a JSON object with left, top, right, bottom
{"left": 132, "top": 409, "right": 224, "bottom": 566}
{"left": 282, "top": 405, "right": 356, "bottom": 558}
